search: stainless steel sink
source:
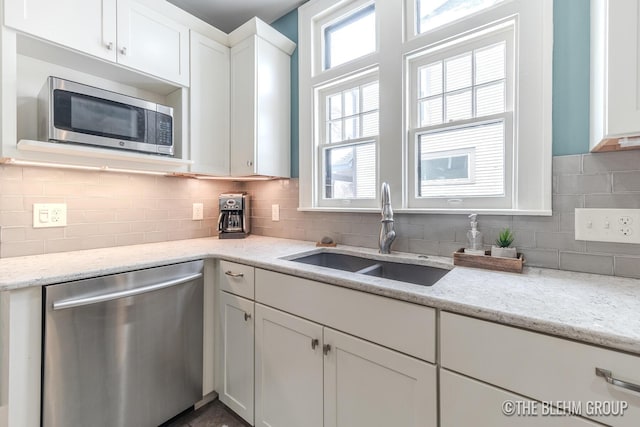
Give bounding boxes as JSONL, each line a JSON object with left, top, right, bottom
{"left": 289, "top": 252, "right": 449, "bottom": 287}
{"left": 291, "top": 252, "right": 379, "bottom": 272}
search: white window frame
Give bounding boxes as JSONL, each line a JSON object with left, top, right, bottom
{"left": 315, "top": 69, "right": 379, "bottom": 207}
{"left": 407, "top": 25, "right": 514, "bottom": 209}
{"left": 420, "top": 146, "right": 476, "bottom": 187}
{"left": 299, "top": 0, "right": 552, "bottom": 215}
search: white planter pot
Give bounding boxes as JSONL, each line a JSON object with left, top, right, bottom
{"left": 491, "top": 246, "right": 517, "bottom": 258}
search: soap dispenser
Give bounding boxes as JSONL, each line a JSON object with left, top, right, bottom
{"left": 465, "top": 213, "right": 485, "bottom": 255}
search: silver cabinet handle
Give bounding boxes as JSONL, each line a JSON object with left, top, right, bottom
{"left": 225, "top": 271, "right": 244, "bottom": 278}
{"left": 53, "top": 272, "right": 203, "bottom": 310}
{"left": 120, "top": 46, "right": 127, "bottom": 55}
{"left": 311, "top": 339, "right": 319, "bottom": 350}
{"left": 596, "top": 368, "right": 640, "bottom": 393}
{"left": 246, "top": 160, "right": 253, "bottom": 167}
{"left": 323, "top": 344, "right": 331, "bottom": 355}
{"left": 244, "top": 312, "right": 251, "bottom": 321}
{"left": 106, "top": 42, "right": 113, "bottom": 50}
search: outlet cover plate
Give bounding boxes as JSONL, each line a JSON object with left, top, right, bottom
{"left": 33, "top": 203, "right": 67, "bottom": 228}
{"left": 192, "top": 203, "right": 204, "bottom": 220}
{"left": 575, "top": 208, "right": 640, "bottom": 244}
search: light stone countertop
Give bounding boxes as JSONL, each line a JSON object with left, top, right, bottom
{"left": 1, "top": 235, "right": 639, "bottom": 355}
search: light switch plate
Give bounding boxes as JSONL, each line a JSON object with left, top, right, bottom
{"left": 575, "top": 208, "right": 640, "bottom": 244}
{"left": 33, "top": 203, "right": 67, "bottom": 228}
{"left": 272, "top": 204, "right": 280, "bottom": 221}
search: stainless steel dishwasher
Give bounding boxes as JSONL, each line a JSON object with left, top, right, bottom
{"left": 42, "top": 260, "right": 204, "bottom": 427}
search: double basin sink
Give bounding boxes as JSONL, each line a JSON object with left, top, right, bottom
{"left": 289, "top": 252, "right": 449, "bottom": 287}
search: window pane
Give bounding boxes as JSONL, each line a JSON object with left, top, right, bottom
{"left": 422, "top": 154, "right": 469, "bottom": 181}
{"left": 420, "top": 97, "right": 443, "bottom": 126}
{"left": 419, "top": 62, "right": 443, "bottom": 98}
{"left": 475, "top": 42, "right": 505, "bottom": 85}
{"left": 476, "top": 82, "right": 504, "bottom": 116}
{"left": 325, "top": 143, "right": 376, "bottom": 199}
{"left": 344, "top": 116, "right": 360, "bottom": 140}
{"left": 418, "top": 121, "right": 504, "bottom": 197}
{"left": 325, "top": 4, "right": 376, "bottom": 70}
{"left": 445, "top": 53, "right": 472, "bottom": 92}
{"left": 362, "top": 82, "right": 379, "bottom": 112}
{"left": 362, "top": 112, "right": 379, "bottom": 137}
{"left": 329, "top": 120, "right": 342, "bottom": 143}
{"left": 445, "top": 90, "right": 472, "bottom": 122}
{"left": 418, "top": 0, "right": 504, "bottom": 34}
{"left": 328, "top": 93, "right": 342, "bottom": 120}
{"left": 344, "top": 88, "right": 360, "bottom": 116}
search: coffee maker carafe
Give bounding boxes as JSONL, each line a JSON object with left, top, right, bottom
{"left": 218, "top": 193, "right": 250, "bottom": 239}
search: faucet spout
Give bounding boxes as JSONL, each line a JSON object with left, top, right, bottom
{"left": 379, "top": 182, "right": 395, "bottom": 254}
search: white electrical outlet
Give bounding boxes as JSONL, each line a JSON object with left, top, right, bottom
{"left": 575, "top": 208, "right": 640, "bottom": 244}
{"left": 192, "top": 203, "right": 204, "bottom": 220}
{"left": 272, "top": 204, "right": 280, "bottom": 221}
{"left": 33, "top": 203, "right": 67, "bottom": 228}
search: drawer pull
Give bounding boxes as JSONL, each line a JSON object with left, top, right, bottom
{"left": 311, "top": 339, "right": 319, "bottom": 350}
{"left": 596, "top": 368, "right": 640, "bottom": 393}
{"left": 225, "top": 271, "right": 244, "bottom": 278}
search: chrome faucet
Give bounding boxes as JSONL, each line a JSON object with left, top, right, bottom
{"left": 379, "top": 182, "right": 396, "bottom": 254}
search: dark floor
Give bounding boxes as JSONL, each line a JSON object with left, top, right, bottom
{"left": 163, "top": 399, "right": 250, "bottom": 427}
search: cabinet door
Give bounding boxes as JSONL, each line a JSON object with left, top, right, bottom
{"left": 218, "top": 292, "right": 254, "bottom": 424}
{"left": 441, "top": 370, "right": 601, "bottom": 427}
{"left": 230, "top": 36, "right": 257, "bottom": 176}
{"left": 323, "top": 328, "right": 437, "bottom": 427}
{"left": 4, "top": 0, "right": 117, "bottom": 61}
{"left": 254, "top": 304, "right": 323, "bottom": 427}
{"left": 116, "top": 0, "right": 189, "bottom": 86}
{"left": 189, "top": 31, "right": 230, "bottom": 175}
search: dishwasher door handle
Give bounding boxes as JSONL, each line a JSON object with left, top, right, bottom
{"left": 52, "top": 272, "right": 203, "bottom": 311}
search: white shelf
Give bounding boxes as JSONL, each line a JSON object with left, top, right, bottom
{"left": 17, "top": 139, "right": 193, "bottom": 166}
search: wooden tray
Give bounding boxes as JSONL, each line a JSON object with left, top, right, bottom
{"left": 453, "top": 248, "right": 525, "bottom": 273}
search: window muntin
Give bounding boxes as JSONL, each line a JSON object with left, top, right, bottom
{"left": 324, "top": 4, "right": 376, "bottom": 70}
{"left": 327, "top": 82, "right": 379, "bottom": 143}
{"left": 417, "top": 0, "right": 504, "bottom": 34}
{"left": 417, "top": 41, "right": 506, "bottom": 127}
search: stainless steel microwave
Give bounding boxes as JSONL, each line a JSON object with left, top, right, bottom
{"left": 38, "top": 77, "right": 174, "bottom": 156}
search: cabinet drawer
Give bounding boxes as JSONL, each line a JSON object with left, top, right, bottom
{"left": 441, "top": 369, "right": 600, "bottom": 427}
{"left": 441, "top": 312, "right": 640, "bottom": 427}
{"left": 219, "top": 261, "right": 255, "bottom": 299}
{"left": 255, "top": 269, "right": 436, "bottom": 362}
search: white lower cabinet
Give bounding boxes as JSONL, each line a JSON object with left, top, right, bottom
{"left": 441, "top": 370, "right": 600, "bottom": 427}
{"left": 253, "top": 301, "right": 437, "bottom": 427}
{"left": 218, "top": 291, "right": 254, "bottom": 424}
{"left": 441, "top": 312, "right": 640, "bottom": 427}
{"left": 254, "top": 304, "right": 323, "bottom": 427}
{"left": 323, "top": 327, "right": 437, "bottom": 427}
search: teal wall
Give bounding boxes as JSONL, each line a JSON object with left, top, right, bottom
{"left": 552, "top": 0, "right": 590, "bottom": 155}
{"left": 273, "top": 0, "right": 591, "bottom": 175}
{"left": 272, "top": 10, "right": 300, "bottom": 178}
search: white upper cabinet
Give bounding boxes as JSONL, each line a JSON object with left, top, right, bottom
{"left": 591, "top": 0, "right": 640, "bottom": 151}
{"left": 189, "top": 31, "right": 230, "bottom": 175}
{"left": 3, "top": 0, "right": 189, "bottom": 86}
{"left": 116, "top": 0, "right": 189, "bottom": 86}
{"left": 229, "top": 18, "right": 295, "bottom": 177}
{"left": 4, "top": 0, "right": 117, "bottom": 62}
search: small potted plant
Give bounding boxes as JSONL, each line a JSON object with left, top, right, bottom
{"left": 491, "top": 228, "right": 517, "bottom": 258}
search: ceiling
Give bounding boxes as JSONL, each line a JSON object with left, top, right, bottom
{"left": 168, "top": 0, "right": 306, "bottom": 33}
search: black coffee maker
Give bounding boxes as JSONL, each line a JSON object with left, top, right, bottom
{"left": 218, "top": 193, "right": 250, "bottom": 239}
